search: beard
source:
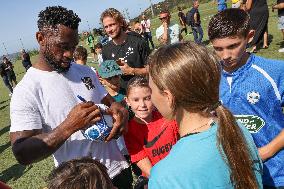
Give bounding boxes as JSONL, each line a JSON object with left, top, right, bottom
{"left": 44, "top": 51, "right": 72, "bottom": 73}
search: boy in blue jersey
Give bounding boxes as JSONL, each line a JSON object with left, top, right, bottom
{"left": 208, "top": 8, "right": 284, "bottom": 188}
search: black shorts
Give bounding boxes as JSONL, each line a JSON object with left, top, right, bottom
{"left": 112, "top": 167, "right": 133, "bottom": 189}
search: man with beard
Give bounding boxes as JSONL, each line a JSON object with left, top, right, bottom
{"left": 9, "top": 6, "right": 132, "bottom": 189}
{"left": 101, "top": 8, "right": 149, "bottom": 89}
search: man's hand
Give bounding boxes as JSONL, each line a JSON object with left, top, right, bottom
{"left": 63, "top": 102, "right": 102, "bottom": 133}
{"left": 105, "top": 102, "right": 128, "bottom": 141}
{"left": 272, "top": 4, "right": 275, "bottom": 12}
{"left": 119, "top": 61, "right": 134, "bottom": 75}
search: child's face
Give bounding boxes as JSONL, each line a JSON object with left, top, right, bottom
{"left": 102, "top": 75, "right": 121, "bottom": 91}
{"left": 95, "top": 48, "right": 102, "bottom": 54}
{"left": 126, "top": 86, "right": 154, "bottom": 121}
{"left": 211, "top": 35, "right": 248, "bottom": 73}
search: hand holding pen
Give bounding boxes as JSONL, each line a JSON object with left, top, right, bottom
{"left": 77, "top": 95, "right": 128, "bottom": 141}
{"left": 63, "top": 96, "right": 102, "bottom": 133}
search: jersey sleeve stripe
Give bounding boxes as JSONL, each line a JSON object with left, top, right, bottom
{"left": 252, "top": 64, "right": 281, "bottom": 101}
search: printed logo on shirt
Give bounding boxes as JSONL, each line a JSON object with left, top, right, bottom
{"left": 152, "top": 142, "right": 173, "bottom": 157}
{"left": 81, "top": 77, "right": 95, "bottom": 90}
{"left": 247, "top": 91, "right": 260, "bottom": 104}
{"left": 144, "top": 126, "right": 168, "bottom": 148}
{"left": 235, "top": 115, "right": 265, "bottom": 133}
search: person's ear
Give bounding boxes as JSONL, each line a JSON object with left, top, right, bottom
{"left": 247, "top": 30, "right": 255, "bottom": 44}
{"left": 36, "top": 31, "right": 45, "bottom": 46}
{"left": 162, "top": 89, "right": 174, "bottom": 110}
{"left": 124, "top": 96, "right": 131, "bottom": 107}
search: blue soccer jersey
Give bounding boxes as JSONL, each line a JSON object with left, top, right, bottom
{"left": 220, "top": 54, "right": 284, "bottom": 187}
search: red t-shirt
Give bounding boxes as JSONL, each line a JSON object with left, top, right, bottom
{"left": 124, "top": 111, "right": 179, "bottom": 166}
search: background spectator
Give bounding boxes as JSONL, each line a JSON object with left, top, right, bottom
{"left": 0, "top": 60, "right": 13, "bottom": 96}
{"left": 2, "top": 57, "right": 17, "bottom": 88}
{"left": 245, "top": 0, "right": 269, "bottom": 52}
{"left": 186, "top": 0, "right": 203, "bottom": 44}
{"left": 21, "top": 49, "right": 32, "bottom": 71}
{"left": 272, "top": 0, "right": 284, "bottom": 52}
{"left": 156, "top": 9, "right": 182, "bottom": 45}
{"left": 178, "top": 7, "right": 188, "bottom": 36}
{"left": 141, "top": 15, "right": 155, "bottom": 50}
{"left": 101, "top": 8, "right": 149, "bottom": 89}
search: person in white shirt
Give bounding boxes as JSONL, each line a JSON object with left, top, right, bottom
{"left": 156, "top": 9, "right": 182, "bottom": 45}
{"left": 94, "top": 43, "right": 104, "bottom": 66}
{"left": 9, "top": 6, "right": 132, "bottom": 189}
{"left": 141, "top": 14, "right": 155, "bottom": 50}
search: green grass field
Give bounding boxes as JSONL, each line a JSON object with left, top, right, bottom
{"left": 0, "top": 1, "right": 283, "bottom": 188}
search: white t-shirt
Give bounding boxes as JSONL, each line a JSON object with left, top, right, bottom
{"left": 156, "top": 23, "right": 180, "bottom": 44}
{"left": 141, "top": 19, "right": 151, "bottom": 33}
{"left": 97, "top": 53, "right": 103, "bottom": 66}
{"left": 10, "top": 63, "right": 129, "bottom": 178}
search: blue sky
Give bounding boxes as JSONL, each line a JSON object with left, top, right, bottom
{"left": 0, "top": 0, "right": 163, "bottom": 56}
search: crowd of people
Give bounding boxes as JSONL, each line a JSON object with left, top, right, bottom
{"left": 0, "top": 1, "right": 283, "bottom": 189}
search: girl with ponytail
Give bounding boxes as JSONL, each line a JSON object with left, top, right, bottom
{"left": 148, "top": 42, "right": 263, "bottom": 189}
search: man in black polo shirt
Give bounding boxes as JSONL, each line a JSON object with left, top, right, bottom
{"left": 100, "top": 8, "right": 149, "bottom": 88}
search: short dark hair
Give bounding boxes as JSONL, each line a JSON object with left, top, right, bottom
{"left": 208, "top": 8, "right": 250, "bottom": 41}
{"left": 37, "top": 6, "right": 81, "bottom": 31}
{"left": 47, "top": 157, "right": 113, "bottom": 189}
{"left": 73, "top": 46, "right": 88, "bottom": 61}
{"left": 95, "top": 43, "right": 103, "bottom": 49}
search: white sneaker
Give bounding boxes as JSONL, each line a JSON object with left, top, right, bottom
{"left": 279, "top": 48, "right": 284, "bottom": 52}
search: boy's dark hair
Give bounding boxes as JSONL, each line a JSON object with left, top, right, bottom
{"left": 47, "top": 157, "right": 113, "bottom": 189}
{"left": 38, "top": 6, "right": 81, "bottom": 31}
{"left": 95, "top": 43, "right": 103, "bottom": 49}
{"left": 208, "top": 8, "right": 250, "bottom": 41}
{"left": 73, "top": 46, "right": 88, "bottom": 61}
{"left": 126, "top": 76, "right": 149, "bottom": 96}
